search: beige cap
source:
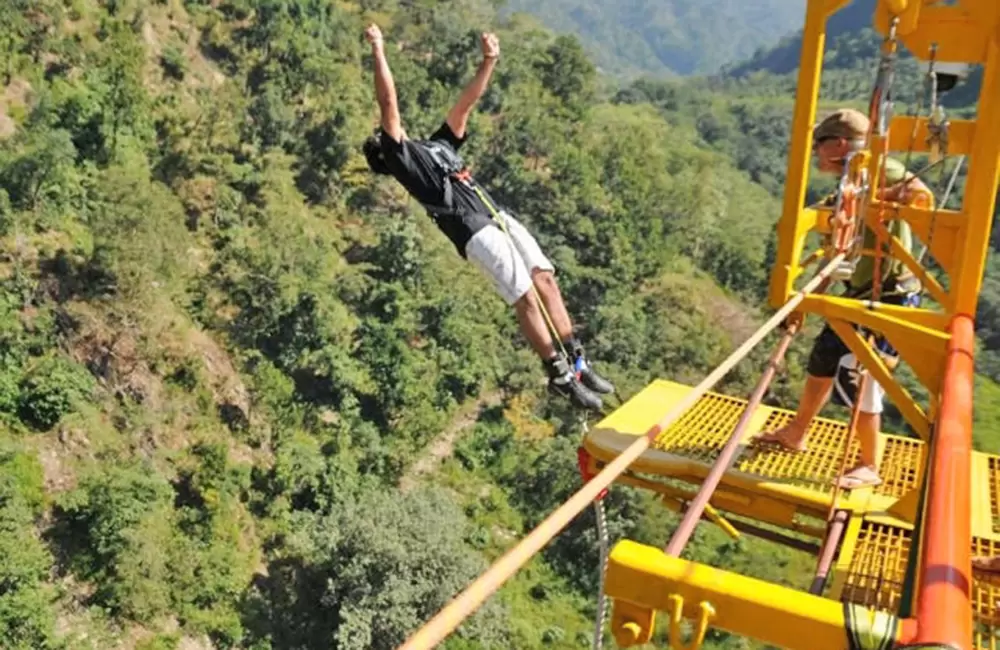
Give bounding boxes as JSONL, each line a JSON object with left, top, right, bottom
{"left": 813, "top": 108, "right": 870, "bottom": 142}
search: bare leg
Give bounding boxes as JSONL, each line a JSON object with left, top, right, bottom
{"left": 973, "top": 556, "right": 1000, "bottom": 574}
{"left": 856, "top": 412, "right": 879, "bottom": 468}
{"left": 835, "top": 412, "right": 883, "bottom": 488}
{"left": 757, "top": 374, "right": 834, "bottom": 451}
{"left": 530, "top": 270, "right": 573, "bottom": 342}
{"left": 513, "top": 290, "right": 557, "bottom": 360}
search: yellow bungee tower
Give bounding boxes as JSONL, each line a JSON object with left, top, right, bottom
{"left": 584, "top": 1, "right": 1000, "bottom": 649}
{"left": 398, "top": 2, "right": 1000, "bottom": 649}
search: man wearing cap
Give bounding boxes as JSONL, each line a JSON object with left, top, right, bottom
{"left": 756, "top": 108, "right": 932, "bottom": 490}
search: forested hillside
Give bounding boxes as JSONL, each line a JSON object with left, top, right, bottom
{"left": 501, "top": 0, "right": 807, "bottom": 77}
{"left": 2, "top": 1, "right": 999, "bottom": 649}
{"left": 0, "top": 0, "right": 819, "bottom": 649}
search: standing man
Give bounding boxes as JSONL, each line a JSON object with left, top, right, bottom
{"left": 756, "top": 108, "right": 931, "bottom": 489}
{"left": 360, "top": 24, "right": 613, "bottom": 413}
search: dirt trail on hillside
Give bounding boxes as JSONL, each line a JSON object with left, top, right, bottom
{"left": 398, "top": 390, "right": 504, "bottom": 492}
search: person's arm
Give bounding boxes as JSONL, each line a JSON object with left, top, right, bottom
{"left": 365, "top": 24, "right": 403, "bottom": 142}
{"left": 445, "top": 32, "right": 500, "bottom": 140}
{"left": 877, "top": 174, "right": 933, "bottom": 206}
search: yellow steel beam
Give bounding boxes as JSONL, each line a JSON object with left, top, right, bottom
{"left": 963, "top": 0, "right": 1000, "bottom": 34}
{"left": 800, "top": 295, "right": 950, "bottom": 342}
{"left": 826, "top": 319, "right": 930, "bottom": 439}
{"left": 770, "top": 0, "right": 846, "bottom": 308}
{"left": 802, "top": 295, "right": 949, "bottom": 398}
{"left": 612, "top": 469, "right": 830, "bottom": 540}
{"left": 805, "top": 204, "right": 961, "bottom": 276}
{"left": 876, "top": 4, "right": 992, "bottom": 63}
{"left": 827, "top": 513, "right": 865, "bottom": 599}
{"left": 969, "top": 453, "right": 996, "bottom": 542}
{"left": 872, "top": 118, "right": 976, "bottom": 157}
{"left": 884, "top": 204, "right": 962, "bottom": 275}
{"left": 583, "top": 430, "right": 838, "bottom": 520}
{"left": 875, "top": 225, "right": 951, "bottom": 312}
{"left": 952, "top": 36, "right": 1000, "bottom": 316}
{"left": 606, "top": 540, "right": 859, "bottom": 650}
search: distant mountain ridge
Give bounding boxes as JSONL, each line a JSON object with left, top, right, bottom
{"left": 501, "top": 0, "right": 808, "bottom": 77}
{"left": 724, "top": 0, "right": 878, "bottom": 77}
{"left": 722, "top": 0, "right": 983, "bottom": 108}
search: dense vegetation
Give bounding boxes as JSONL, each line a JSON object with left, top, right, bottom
{"left": 501, "top": 0, "right": 806, "bottom": 77}
{"left": 0, "top": 1, "right": 998, "bottom": 649}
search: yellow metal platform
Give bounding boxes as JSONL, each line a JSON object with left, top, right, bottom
{"left": 585, "top": 380, "right": 1000, "bottom": 648}
{"left": 584, "top": 380, "right": 999, "bottom": 539}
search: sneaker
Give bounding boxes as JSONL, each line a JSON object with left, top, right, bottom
{"left": 545, "top": 355, "right": 603, "bottom": 412}
{"left": 573, "top": 355, "right": 615, "bottom": 395}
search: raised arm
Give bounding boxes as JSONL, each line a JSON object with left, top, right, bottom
{"left": 446, "top": 32, "right": 500, "bottom": 139}
{"left": 365, "top": 24, "right": 403, "bottom": 142}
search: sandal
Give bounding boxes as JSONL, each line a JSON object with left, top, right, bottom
{"left": 973, "top": 556, "right": 1000, "bottom": 575}
{"left": 835, "top": 464, "right": 882, "bottom": 489}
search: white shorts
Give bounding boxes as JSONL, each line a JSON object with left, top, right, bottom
{"left": 833, "top": 354, "right": 886, "bottom": 415}
{"left": 464, "top": 212, "right": 554, "bottom": 306}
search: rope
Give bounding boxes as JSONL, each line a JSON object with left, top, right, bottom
{"left": 867, "top": 17, "right": 900, "bottom": 308}
{"left": 592, "top": 496, "right": 610, "bottom": 650}
{"left": 916, "top": 154, "right": 963, "bottom": 266}
{"left": 397, "top": 253, "right": 847, "bottom": 650}
{"left": 664, "top": 320, "right": 801, "bottom": 556}
{"left": 574, "top": 419, "right": 611, "bottom": 650}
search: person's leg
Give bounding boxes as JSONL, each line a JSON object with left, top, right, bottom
{"left": 835, "top": 363, "right": 885, "bottom": 489}
{"left": 973, "top": 556, "right": 1000, "bottom": 574}
{"left": 757, "top": 325, "right": 843, "bottom": 450}
{"left": 502, "top": 212, "right": 615, "bottom": 394}
{"left": 530, "top": 270, "right": 573, "bottom": 341}
{"left": 757, "top": 374, "right": 834, "bottom": 451}
{"left": 512, "top": 290, "right": 557, "bottom": 359}
{"left": 465, "top": 224, "right": 602, "bottom": 411}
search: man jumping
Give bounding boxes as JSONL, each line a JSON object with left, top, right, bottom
{"left": 360, "top": 24, "right": 613, "bottom": 412}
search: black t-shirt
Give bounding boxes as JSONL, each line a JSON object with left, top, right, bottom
{"left": 379, "top": 123, "right": 501, "bottom": 257}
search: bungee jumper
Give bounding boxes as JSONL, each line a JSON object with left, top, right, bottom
{"left": 360, "top": 24, "right": 613, "bottom": 413}
{"left": 755, "top": 108, "right": 932, "bottom": 489}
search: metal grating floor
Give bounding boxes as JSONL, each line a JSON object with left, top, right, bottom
{"left": 650, "top": 393, "right": 887, "bottom": 494}
{"left": 842, "top": 521, "right": 912, "bottom": 613}
{"left": 653, "top": 392, "right": 747, "bottom": 461}
{"left": 973, "top": 538, "right": 1000, "bottom": 650}
{"left": 737, "top": 410, "right": 862, "bottom": 491}
{"left": 877, "top": 436, "right": 924, "bottom": 499}
{"left": 588, "top": 382, "right": 1000, "bottom": 648}
{"left": 843, "top": 522, "right": 1000, "bottom": 649}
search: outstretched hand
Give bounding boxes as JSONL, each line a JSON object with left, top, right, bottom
{"left": 365, "top": 23, "right": 384, "bottom": 49}
{"left": 481, "top": 32, "right": 500, "bottom": 59}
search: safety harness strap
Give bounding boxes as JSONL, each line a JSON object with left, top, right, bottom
{"left": 844, "top": 602, "right": 899, "bottom": 650}
{"left": 418, "top": 140, "right": 477, "bottom": 219}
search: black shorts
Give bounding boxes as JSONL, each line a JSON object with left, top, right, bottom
{"left": 806, "top": 291, "right": 920, "bottom": 378}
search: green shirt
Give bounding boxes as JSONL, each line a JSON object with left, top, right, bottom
{"left": 848, "top": 157, "right": 917, "bottom": 292}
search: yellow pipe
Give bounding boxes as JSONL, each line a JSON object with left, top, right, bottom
{"left": 770, "top": 0, "right": 845, "bottom": 308}
{"left": 953, "top": 37, "right": 1000, "bottom": 316}
{"left": 606, "top": 540, "right": 851, "bottom": 650}
{"left": 614, "top": 469, "right": 829, "bottom": 539}
{"left": 883, "top": 0, "right": 907, "bottom": 14}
